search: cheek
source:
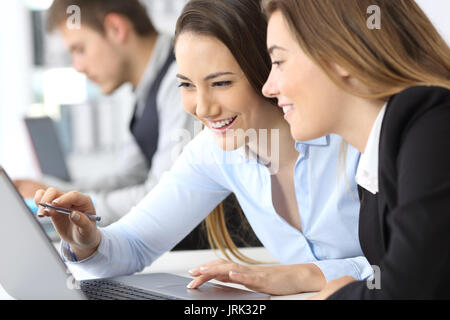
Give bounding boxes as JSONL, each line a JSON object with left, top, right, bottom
{"left": 180, "top": 91, "right": 196, "bottom": 116}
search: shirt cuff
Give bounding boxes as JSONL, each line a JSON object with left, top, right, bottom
{"left": 312, "top": 256, "right": 374, "bottom": 282}
{"left": 60, "top": 241, "right": 78, "bottom": 262}
{"left": 59, "top": 232, "right": 105, "bottom": 265}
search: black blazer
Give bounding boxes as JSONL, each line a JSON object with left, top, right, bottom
{"left": 329, "top": 86, "right": 450, "bottom": 299}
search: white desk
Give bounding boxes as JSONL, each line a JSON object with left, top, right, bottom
{"left": 0, "top": 244, "right": 315, "bottom": 300}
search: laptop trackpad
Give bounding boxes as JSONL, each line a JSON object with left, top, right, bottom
{"left": 156, "top": 283, "right": 270, "bottom": 300}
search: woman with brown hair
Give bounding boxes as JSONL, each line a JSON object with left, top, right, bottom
{"left": 34, "top": 0, "right": 371, "bottom": 296}
{"left": 262, "top": 0, "right": 450, "bottom": 298}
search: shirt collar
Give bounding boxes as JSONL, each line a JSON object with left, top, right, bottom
{"left": 295, "top": 135, "right": 329, "bottom": 151}
{"left": 355, "top": 103, "right": 388, "bottom": 194}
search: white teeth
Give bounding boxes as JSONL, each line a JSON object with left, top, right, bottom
{"left": 210, "top": 117, "right": 235, "bottom": 129}
{"left": 282, "top": 106, "right": 294, "bottom": 114}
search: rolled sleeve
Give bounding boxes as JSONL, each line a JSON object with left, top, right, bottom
{"left": 313, "top": 256, "right": 374, "bottom": 282}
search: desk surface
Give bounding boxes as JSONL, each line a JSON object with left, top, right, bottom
{"left": 0, "top": 244, "right": 315, "bottom": 300}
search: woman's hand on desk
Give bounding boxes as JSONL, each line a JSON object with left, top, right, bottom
{"left": 187, "top": 259, "right": 326, "bottom": 295}
{"left": 308, "top": 276, "right": 356, "bottom": 300}
{"left": 34, "top": 187, "right": 101, "bottom": 261}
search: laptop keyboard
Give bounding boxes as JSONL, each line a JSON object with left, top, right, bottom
{"left": 80, "top": 279, "right": 181, "bottom": 300}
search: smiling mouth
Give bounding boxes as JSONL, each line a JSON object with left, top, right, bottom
{"left": 281, "top": 105, "right": 294, "bottom": 114}
{"left": 207, "top": 116, "right": 238, "bottom": 131}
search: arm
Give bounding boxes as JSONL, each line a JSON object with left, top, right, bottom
{"left": 329, "top": 96, "right": 450, "bottom": 299}
{"left": 63, "top": 130, "right": 231, "bottom": 279}
{"left": 312, "top": 255, "right": 374, "bottom": 282}
{"left": 186, "top": 255, "right": 373, "bottom": 294}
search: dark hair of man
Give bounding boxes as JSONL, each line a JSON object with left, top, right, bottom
{"left": 46, "top": 0, "right": 156, "bottom": 36}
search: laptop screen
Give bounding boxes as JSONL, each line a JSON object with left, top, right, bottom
{"left": 24, "top": 117, "right": 71, "bottom": 182}
{"left": 0, "top": 167, "right": 83, "bottom": 299}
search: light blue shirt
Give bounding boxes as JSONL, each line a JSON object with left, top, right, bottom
{"left": 64, "top": 129, "right": 373, "bottom": 282}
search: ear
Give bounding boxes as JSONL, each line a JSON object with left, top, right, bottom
{"left": 329, "top": 62, "right": 351, "bottom": 78}
{"left": 103, "top": 13, "right": 130, "bottom": 45}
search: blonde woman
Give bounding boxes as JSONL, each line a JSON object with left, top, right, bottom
{"left": 263, "top": 0, "right": 450, "bottom": 299}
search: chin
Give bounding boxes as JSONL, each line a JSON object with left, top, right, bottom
{"left": 214, "top": 135, "right": 242, "bottom": 151}
{"left": 99, "top": 82, "right": 121, "bottom": 95}
{"left": 290, "top": 127, "right": 320, "bottom": 142}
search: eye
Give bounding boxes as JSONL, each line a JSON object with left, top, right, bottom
{"left": 272, "top": 60, "right": 284, "bottom": 67}
{"left": 178, "top": 82, "right": 195, "bottom": 89}
{"left": 212, "top": 81, "right": 232, "bottom": 87}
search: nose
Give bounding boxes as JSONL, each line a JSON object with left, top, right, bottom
{"left": 262, "top": 69, "right": 279, "bottom": 99}
{"left": 72, "top": 55, "right": 86, "bottom": 74}
{"left": 195, "top": 91, "right": 220, "bottom": 119}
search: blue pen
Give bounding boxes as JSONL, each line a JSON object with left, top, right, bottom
{"left": 38, "top": 202, "right": 101, "bottom": 222}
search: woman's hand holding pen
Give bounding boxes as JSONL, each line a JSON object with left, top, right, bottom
{"left": 187, "top": 259, "right": 326, "bottom": 295}
{"left": 34, "top": 187, "right": 102, "bottom": 261}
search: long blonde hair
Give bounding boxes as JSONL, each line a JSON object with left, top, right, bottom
{"left": 263, "top": 0, "right": 450, "bottom": 99}
{"left": 204, "top": 197, "right": 268, "bottom": 264}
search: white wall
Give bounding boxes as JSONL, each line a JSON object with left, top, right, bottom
{"left": 416, "top": 0, "right": 450, "bottom": 44}
{"left": 0, "top": 1, "right": 38, "bottom": 178}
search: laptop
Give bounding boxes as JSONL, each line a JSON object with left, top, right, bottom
{"left": 0, "top": 167, "right": 269, "bottom": 300}
{"left": 24, "top": 117, "right": 71, "bottom": 182}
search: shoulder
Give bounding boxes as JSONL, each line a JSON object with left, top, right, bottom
{"left": 382, "top": 86, "right": 450, "bottom": 143}
{"left": 385, "top": 86, "right": 449, "bottom": 127}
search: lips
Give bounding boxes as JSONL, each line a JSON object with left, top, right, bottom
{"left": 282, "top": 105, "right": 294, "bottom": 114}
{"left": 279, "top": 104, "right": 295, "bottom": 120}
{"left": 207, "top": 116, "right": 238, "bottom": 132}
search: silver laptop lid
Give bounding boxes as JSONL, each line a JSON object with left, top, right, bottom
{"left": 0, "top": 167, "right": 84, "bottom": 300}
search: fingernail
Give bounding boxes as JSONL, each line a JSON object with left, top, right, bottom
{"left": 52, "top": 199, "right": 60, "bottom": 204}
{"left": 188, "top": 269, "right": 195, "bottom": 275}
{"left": 37, "top": 207, "right": 45, "bottom": 217}
{"left": 71, "top": 211, "right": 80, "bottom": 221}
{"left": 187, "top": 280, "right": 195, "bottom": 289}
{"left": 229, "top": 271, "right": 238, "bottom": 277}
{"left": 200, "top": 266, "right": 209, "bottom": 272}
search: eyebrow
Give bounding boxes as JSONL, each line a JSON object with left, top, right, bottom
{"left": 176, "top": 72, "right": 235, "bottom": 82}
{"left": 267, "top": 45, "right": 286, "bottom": 55}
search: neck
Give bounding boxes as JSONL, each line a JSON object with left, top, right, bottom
{"left": 247, "top": 103, "right": 299, "bottom": 173}
{"left": 334, "top": 96, "right": 386, "bottom": 153}
{"left": 128, "top": 33, "right": 158, "bottom": 89}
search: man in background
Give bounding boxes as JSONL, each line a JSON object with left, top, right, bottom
{"left": 15, "top": 0, "right": 262, "bottom": 251}
{"left": 15, "top": 0, "right": 196, "bottom": 230}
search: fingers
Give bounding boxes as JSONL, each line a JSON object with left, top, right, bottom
{"left": 34, "top": 188, "right": 95, "bottom": 219}
{"left": 52, "top": 190, "right": 95, "bottom": 213}
{"left": 187, "top": 274, "right": 215, "bottom": 289}
{"left": 187, "top": 260, "right": 247, "bottom": 289}
{"left": 34, "top": 187, "right": 64, "bottom": 217}
{"left": 69, "top": 210, "right": 97, "bottom": 236}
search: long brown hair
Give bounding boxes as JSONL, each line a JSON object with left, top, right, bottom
{"left": 175, "top": 0, "right": 277, "bottom": 264}
{"left": 263, "top": 0, "right": 450, "bottom": 99}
